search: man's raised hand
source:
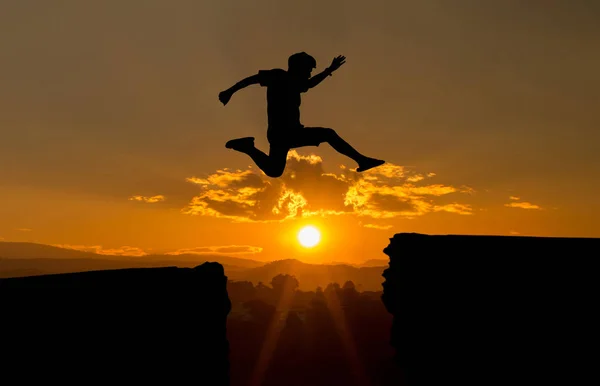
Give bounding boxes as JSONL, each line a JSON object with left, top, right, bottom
{"left": 219, "top": 90, "right": 232, "bottom": 105}
{"left": 328, "top": 55, "right": 346, "bottom": 72}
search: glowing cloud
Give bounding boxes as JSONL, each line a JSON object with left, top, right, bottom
{"left": 54, "top": 244, "right": 263, "bottom": 256}
{"left": 129, "top": 195, "right": 166, "bottom": 203}
{"left": 363, "top": 224, "right": 393, "bottom": 230}
{"left": 54, "top": 244, "right": 148, "bottom": 256}
{"left": 166, "top": 245, "right": 263, "bottom": 255}
{"left": 183, "top": 150, "right": 474, "bottom": 224}
{"left": 505, "top": 196, "right": 543, "bottom": 210}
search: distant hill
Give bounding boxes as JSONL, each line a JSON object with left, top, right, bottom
{"left": 359, "top": 259, "right": 389, "bottom": 267}
{"left": 0, "top": 257, "right": 249, "bottom": 279}
{"left": 229, "top": 259, "right": 386, "bottom": 291}
{"left": 0, "top": 241, "right": 264, "bottom": 267}
{"left": 0, "top": 242, "right": 387, "bottom": 291}
{"left": 143, "top": 253, "right": 264, "bottom": 268}
{"left": 0, "top": 242, "right": 105, "bottom": 260}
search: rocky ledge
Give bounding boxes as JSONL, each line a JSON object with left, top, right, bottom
{"left": 1, "top": 262, "right": 231, "bottom": 385}
{"left": 381, "top": 233, "right": 599, "bottom": 385}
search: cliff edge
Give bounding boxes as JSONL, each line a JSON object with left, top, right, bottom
{"left": 1, "top": 262, "right": 231, "bottom": 385}
{"left": 381, "top": 233, "right": 599, "bottom": 385}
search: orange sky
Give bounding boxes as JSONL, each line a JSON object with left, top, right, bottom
{"left": 1, "top": 1, "right": 599, "bottom": 264}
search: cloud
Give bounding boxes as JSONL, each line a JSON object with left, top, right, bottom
{"left": 363, "top": 224, "right": 393, "bottom": 230}
{"left": 505, "top": 201, "right": 542, "bottom": 210}
{"left": 15, "top": 228, "right": 32, "bottom": 232}
{"left": 183, "top": 150, "right": 474, "bottom": 224}
{"left": 166, "top": 245, "right": 263, "bottom": 255}
{"left": 53, "top": 244, "right": 263, "bottom": 257}
{"left": 54, "top": 244, "right": 148, "bottom": 257}
{"left": 0, "top": 236, "right": 4, "bottom": 241}
{"left": 128, "top": 195, "right": 165, "bottom": 203}
{"left": 504, "top": 196, "right": 543, "bottom": 210}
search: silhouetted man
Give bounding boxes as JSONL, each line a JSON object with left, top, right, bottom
{"left": 218, "top": 52, "right": 385, "bottom": 177}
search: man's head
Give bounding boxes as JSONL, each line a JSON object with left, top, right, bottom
{"left": 288, "top": 52, "right": 316, "bottom": 79}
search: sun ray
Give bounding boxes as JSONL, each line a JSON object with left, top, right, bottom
{"left": 247, "top": 281, "right": 297, "bottom": 386}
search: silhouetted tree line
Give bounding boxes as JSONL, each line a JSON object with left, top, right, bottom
{"left": 226, "top": 274, "right": 401, "bottom": 386}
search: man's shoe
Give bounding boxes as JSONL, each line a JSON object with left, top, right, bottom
{"left": 356, "top": 158, "right": 385, "bottom": 172}
{"left": 225, "top": 137, "right": 255, "bottom": 151}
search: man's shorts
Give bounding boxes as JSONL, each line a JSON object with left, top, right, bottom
{"left": 267, "top": 125, "right": 328, "bottom": 149}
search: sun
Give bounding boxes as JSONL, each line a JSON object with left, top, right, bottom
{"left": 297, "top": 225, "right": 321, "bottom": 248}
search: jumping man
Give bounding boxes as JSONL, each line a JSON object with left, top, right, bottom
{"left": 218, "top": 52, "right": 385, "bottom": 178}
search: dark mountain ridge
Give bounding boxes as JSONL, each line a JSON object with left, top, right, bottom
{"left": 0, "top": 242, "right": 387, "bottom": 290}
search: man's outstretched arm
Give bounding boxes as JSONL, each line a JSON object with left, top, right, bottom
{"left": 307, "top": 55, "right": 346, "bottom": 89}
{"left": 219, "top": 74, "right": 260, "bottom": 105}
{"left": 307, "top": 68, "right": 334, "bottom": 89}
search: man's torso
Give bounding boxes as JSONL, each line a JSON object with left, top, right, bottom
{"left": 258, "top": 69, "right": 308, "bottom": 132}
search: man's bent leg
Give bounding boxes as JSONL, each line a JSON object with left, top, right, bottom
{"left": 263, "top": 146, "right": 289, "bottom": 178}
{"left": 225, "top": 137, "right": 289, "bottom": 178}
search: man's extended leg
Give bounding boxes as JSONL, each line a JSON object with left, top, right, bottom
{"left": 291, "top": 128, "right": 385, "bottom": 172}
{"left": 225, "top": 137, "right": 289, "bottom": 178}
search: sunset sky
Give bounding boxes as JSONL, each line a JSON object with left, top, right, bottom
{"left": 1, "top": 1, "right": 599, "bottom": 263}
